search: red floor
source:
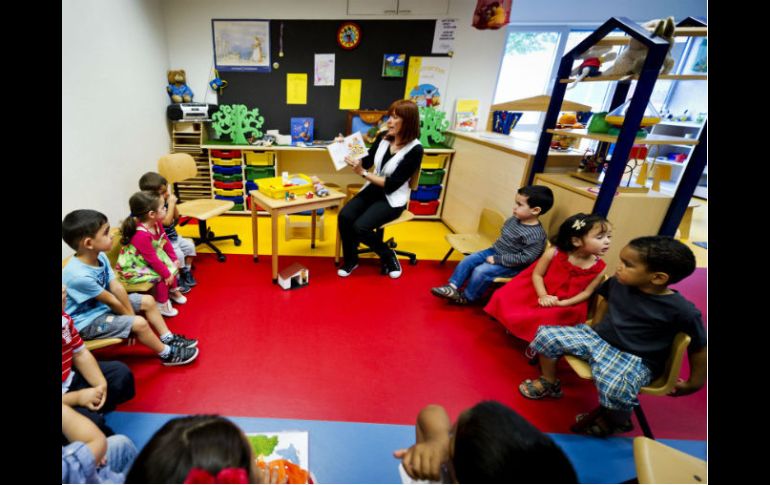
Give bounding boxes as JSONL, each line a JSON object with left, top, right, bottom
{"left": 95, "top": 254, "right": 707, "bottom": 440}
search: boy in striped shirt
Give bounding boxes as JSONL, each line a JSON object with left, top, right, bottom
{"left": 432, "top": 185, "right": 554, "bottom": 304}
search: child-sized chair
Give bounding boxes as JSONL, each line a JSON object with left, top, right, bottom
{"left": 633, "top": 436, "right": 707, "bottom": 484}
{"left": 565, "top": 329, "right": 692, "bottom": 439}
{"left": 440, "top": 208, "right": 505, "bottom": 265}
{"left": 158, "top": 153, "right": 241, "bottom": 262}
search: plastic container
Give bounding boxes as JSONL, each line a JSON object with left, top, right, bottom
{"left": 213, "top": 181, "right": 244, "bottom": 190}
{"left": 257, "top": 173, "right": 313, "bottom": 199}
{"left": 245, "top": 166, "right": 275, "bottom": 180}
{"left": 214, "top": 188, "right": 244, "bottom": 197}
{"left": 246, "top": 196, "right": 265, "bottom": 212}
{"left": 245, "top": 181, "right": 258, "bottom": 194}
{"left": 215, "top": 195, "right": 244, "bottom": 205}
{"left": 421, "top": 153, "right": 449, "bottom": 170}
{"left": 410, "top": 185, "right": 442, "bottom": 202}
{"left": 212, "top": 165, "right": 243, "bottom": 175}
{"left": 213, "top": 173, "right": 243, "bottom": 183}
{"left": 211, "top": 157, "right": 242, "bottom": 167}
{"left": 231, "top": 204, "right": 244, "bottom": 211}
{"left": 408, "top": 200, "right": 440, "bottom": 215}
{"left": 418, "top": 169, "right": 445, "bottom": 185}
{"left": 244, "top": 151, "right": 276, "bottom": 166}
{"left": 211, "top": 149, "right": 242, "bottom": 159}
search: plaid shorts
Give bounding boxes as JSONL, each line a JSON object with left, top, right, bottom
{"left": 530, "top": 324, "right": 653, "bottom": 411}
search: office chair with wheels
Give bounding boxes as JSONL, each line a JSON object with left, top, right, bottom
{"left": 158, "top": 153, "right": 241, "bottom": 262}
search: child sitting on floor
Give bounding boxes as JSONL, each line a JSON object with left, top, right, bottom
{"left": 431, "top": 185, "right": 554, "bottom": 305}
{"left": 485, "top": 213, "right": 611, "bottom": 357}
{"left": 518, "top": 236, "right": 707, "bottom": 437}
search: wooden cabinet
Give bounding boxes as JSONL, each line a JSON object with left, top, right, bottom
{"left": 170, "top": 121, "right": 211, "bottom": 200}
{"left": 347, "top": 0, "right": 448, "bottom": 15}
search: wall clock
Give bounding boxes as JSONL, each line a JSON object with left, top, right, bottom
{"left": 337, "top": 22, "right": 362, "bottom": 50}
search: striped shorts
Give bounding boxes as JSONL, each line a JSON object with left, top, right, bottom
{"left": 530, "top": 324, "right": 653, "bottom": 411}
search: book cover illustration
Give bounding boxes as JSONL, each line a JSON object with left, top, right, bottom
{"left": 454, "top": 112, "right": 478, "bottom": 131}
{"left": 326, "top": 131, "right": 367, "bottom": 171}
{"left": 290, "top": 117, "right": 314, "bottom": 145}
{"left": 382, "top": 53, "right": 406, "bottom": 77}
{"left": 247, "top": 431, "right": 309, "bottom": 470}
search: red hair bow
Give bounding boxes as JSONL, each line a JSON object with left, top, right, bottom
{"left": 184, "top": 467, "right": 249, "bottom": 484}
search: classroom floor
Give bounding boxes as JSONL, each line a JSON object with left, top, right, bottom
{"left": 99, "top": 204, "right": 707, "bottom": 483}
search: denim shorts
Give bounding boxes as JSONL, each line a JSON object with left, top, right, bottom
{"left": 79, "top": 293, "right": 143, "bottom": 340}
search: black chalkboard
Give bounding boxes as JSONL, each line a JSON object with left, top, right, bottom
{"left": 217, "top": 19, "right": 445, "bottom": 140}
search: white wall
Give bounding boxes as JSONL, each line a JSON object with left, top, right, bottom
{"left": 62, "top": 0, "right": 170, "bottom": 257}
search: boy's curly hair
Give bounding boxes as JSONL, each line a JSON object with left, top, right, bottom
{"left": 628, "top": 236, "right": 696, "bottom": 284}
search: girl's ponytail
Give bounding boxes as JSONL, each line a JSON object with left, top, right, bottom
{"left": 121, "top": 191, "right": 161, "bottom": 244}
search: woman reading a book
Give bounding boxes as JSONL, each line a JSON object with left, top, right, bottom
{"left": 336, "top": 99, "right": 423, "bottom": 280}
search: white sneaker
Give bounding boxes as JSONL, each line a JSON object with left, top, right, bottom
{"left": 170, "top": 292, "right": 187, "bottom": 305}
{"left": 157, "top": 301, "right": 179, "bottom": 317}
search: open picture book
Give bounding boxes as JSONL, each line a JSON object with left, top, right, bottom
{"left": 326, "top": 131, "right": 368, "bottom": 171}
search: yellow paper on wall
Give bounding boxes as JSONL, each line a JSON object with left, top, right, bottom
{"left": 287, "top": 73, "right": 308, "bottom": 104}
{"left": 403, "top": 57, "right": 422, "bottom": 99}
{"left": 456, "top": 99, "right": 479, "bottom": 115}
{"left": 339, "top": 79, "right": 361, "bottom": 110}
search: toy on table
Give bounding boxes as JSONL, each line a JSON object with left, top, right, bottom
{"left": 167, "top": 69, "right": 194, "bottom": 103}
{"left": 310, "top": 175, "right": 330, "bottom": 197}
{"left": 568, "top": 46, "right": 616, "bottom": 89}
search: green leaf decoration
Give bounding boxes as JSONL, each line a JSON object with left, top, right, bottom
{"left": 211, "top": 104, "right": 265, "bottom": 144}
{"left": 247, "top": 434, "right": 279, "bottom": 457}
{"left": 418, "top": 106, "right": 450, "bottom": 146}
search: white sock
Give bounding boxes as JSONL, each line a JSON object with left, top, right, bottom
{"left": 158, "top": 344, "right": 171, "bottom": 358}
{"left": 160, "top": 332, "right": 173, "bottom": 343}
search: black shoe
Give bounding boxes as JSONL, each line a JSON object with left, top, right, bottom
{"left": 337, "top": 261, "right": 359, "bottom": 277}
{"left": 383, "top": 250, "right": 402, "bottom": 279}
{"left": 169, "top": 333, "right": 198, "bottom": 348}
{"left": 161, "top": 345, "right": 199, "bottom": 366}
{"left": 176, "top": 282, "right": 191, "bottom": 294}
{"left": 181, "top": 268, "right": 197, "bottom": 287}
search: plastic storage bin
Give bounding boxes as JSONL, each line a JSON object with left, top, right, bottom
{"left": 418, "top": 169, "right": 445, "bottom": 185}
{"left": 408, "top": 200, "right": 440, "bottom": 216}
{"left": 215, "top": 195, "right": 244, "bottom": 205}
{"left": 212, "top": 165, "right": 243, "bottom": 175}
{"left": 244, "top": 151, "right": 276, "bottom": 166}
{"left": 410, "top": 185, "right": 442, "bottom": 202}
{"left": 246, "top": 196, "right": 265, "bottom": 212}
{"left": 421, "top": 153, "right": 449, "bottom": 169}
{"left": 213, "top": 173, "right": 243, "bottom": 183}
{"left": 213, "top": 181, "right": 243, "bottom": 190}
{"left": 245, "top": 181, "right": 258, "bottom": 194}
{"left": 211, "top": 157, "right": 242, "bottom": 167}
{"left": 215, "top": 188, "right": 244, "bottom": 197}
{"left": 211, "top": 149, "right": 242, "bottom": 159}
{"left": 245, "top": 166, "right": 275, "bottom": 180}
{"left": 257, "top": 173, "right": 313, "bottom": 199}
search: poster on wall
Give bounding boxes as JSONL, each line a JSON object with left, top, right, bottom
{"left": 403, "top": 57, "right": 451, "bottom": 108}
{"left": 314, "top": 54, "right": 335, "bottom": 86}
{"left": 212, "top": 19, "right": 271, "bottom": 72}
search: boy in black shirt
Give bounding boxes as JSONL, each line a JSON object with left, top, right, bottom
{"left": 518, "top": 236, "right": 707, "bottom": 437}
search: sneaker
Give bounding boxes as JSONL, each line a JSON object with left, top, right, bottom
{"left": 157, "top": 301, "right": 178, "bottom": 317}
{"left": 176, "top": 282, "right": 191, "bottom": 294}
{"left": 160, "top": 345, "right": 199, "bottom": 366}
{"left": 170, "top": 333, "right": 198, "bottom": 348}
{"left": 170, "top": 292, "right": 188, "bottom": 305}
{"left": 383, "top": 250, "right": 402, "bottom": 279}
{"left": 431, "top": 285, "right": 459, "bottom": 300}
{"left": 181, "top": 268, "right": 197, "bottom": 287}
{"left": 337, "top": 262, "right": 359, "bottom": 277}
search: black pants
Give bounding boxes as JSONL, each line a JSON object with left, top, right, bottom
{"left": 63, "top": 361, "right": 135, "bottom": 442}
{"left": 338, "top": 187, "right": 404, "bottom": 264}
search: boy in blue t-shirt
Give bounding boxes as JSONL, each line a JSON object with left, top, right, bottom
{"left": 62, "top": 209, "right": 199, "bottom": 366}
{"left": 518, "top": 236, "right": 707, "bottom": 437}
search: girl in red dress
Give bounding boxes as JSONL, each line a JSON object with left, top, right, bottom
{"left": 484, "top": 213, "right": 612, "bottom": 355}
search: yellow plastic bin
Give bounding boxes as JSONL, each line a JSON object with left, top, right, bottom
{"left": 211, "top": 157, "right": 242, "bottom": 167}
{"left": 214, "top": 188, "right": 245, "bottom": 197}
{"left": 421, "top": 153, "right": 449, "bottom": 169}
{"left": 244, "top": 151, "right": 276, "bottom": 166}
{"left": 257, "top": 173, "right": 313, "bottom": 199}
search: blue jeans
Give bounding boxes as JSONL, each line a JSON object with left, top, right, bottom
{"left": 449, "top": 248, "right": 520, "bottom": 301}
{"left": 106, "top": 434, "right": 138, "bottom": 474}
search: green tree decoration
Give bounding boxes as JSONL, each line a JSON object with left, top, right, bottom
{"left": 419, "top": 106, "right": 450, "bottom": 146}
{"left": 211, "top": 104, "right": 265, "bottom": 144}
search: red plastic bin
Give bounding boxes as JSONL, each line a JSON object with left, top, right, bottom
{"left": 214, "top": 181, "right": 244, "bottom": 189}
{"left": 211, "top": 149, "right": 242, "bottom": 159}
{"left": 408, "top": 200, "right": 439, "bottom": 216}
{"left": 246, "top": 196, "right": 265, "bottom": 212}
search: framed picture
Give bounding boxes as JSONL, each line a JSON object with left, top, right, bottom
{"left": 346, "top": 110, "right": 389, "bottom": 143}
{"left": 382, "top": 53, "right": 406, "bottom": 77}
{"left": 212, "top": 19, "right": 271, "bottom": 72}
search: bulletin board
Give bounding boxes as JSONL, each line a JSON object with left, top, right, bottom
{"left": 215, "top": 20, "right": 444, "bottom": 141}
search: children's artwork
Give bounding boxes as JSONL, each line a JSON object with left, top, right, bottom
{"left": 326, "top": 132, "right": 367, "bottom": 171}
{"left": 472, "top": 0, "right": 512, "bottom": 30}
{"left": 212, "top": 20, "right": 271, "bottom": 72}
{"left": 403, "top": 57, "right": 451, "bottom": 108}
{"left": 314, "top": 53, "right": 335, "bottom": 86}
{"left": 290, "top": 118, "right": 314, "bottom": 144}
{"left": 246, "top": 431, "right": 309, "bottom": 470}
{"left": 382, "top": 53, "right": 406, "bottom": 77}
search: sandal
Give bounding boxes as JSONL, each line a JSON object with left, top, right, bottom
{"left": 518, "top": 376, "right": 563, "bottom": 399}
{"left": 431, "top": 285, "right": 459, "bottom": 300}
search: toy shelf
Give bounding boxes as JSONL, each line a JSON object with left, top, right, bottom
{"left": 596, "top": 26, "right": 707, "bottom": 46}
{"left": 546, "top": 129, "right": 700, "bottom": 146}
{"left": 560, "top": 74, "right": 707, "bottom": 83}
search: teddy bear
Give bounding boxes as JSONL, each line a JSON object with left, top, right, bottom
{"left": 167, "top": 69, "right": 194, "bottom": 103}
{"left": 567, "top": 45, "right": 617, "bottom": 89}
{"left": 600, "top": 17, "right": 676, "bottom": 78}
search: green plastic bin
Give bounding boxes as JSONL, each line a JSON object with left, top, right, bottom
{"left": 213, "top": 173, "right": 243, "bottom": 183}
{"left": 245, "top": 166, "right": 275, "bottom": 180}
{"left": 418, "top": 169, "right": 445, "bottom": 185}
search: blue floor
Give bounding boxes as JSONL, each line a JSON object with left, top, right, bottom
{"left": 107, "top": 412, "right": 706, "bottom": 483}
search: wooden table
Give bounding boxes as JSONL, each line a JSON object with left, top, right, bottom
{"left": 249, "top": 188, "right": 347, "bottom": 282}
